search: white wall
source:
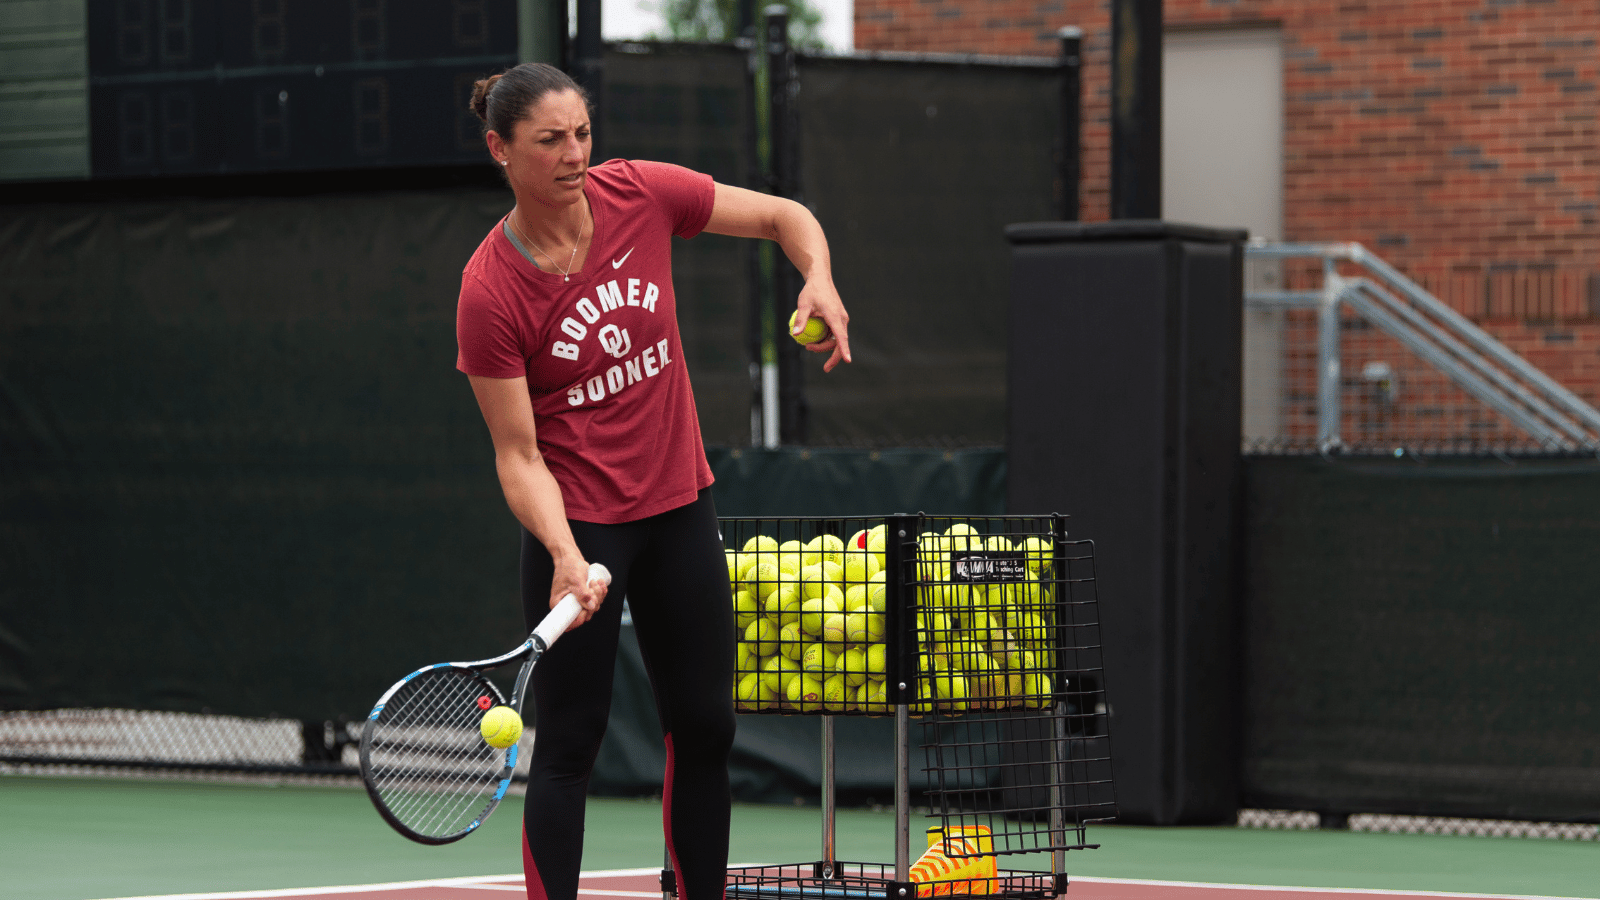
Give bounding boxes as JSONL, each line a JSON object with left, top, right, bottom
{"left": 1163, "top": 27, "right": 1285, "bottom": 441}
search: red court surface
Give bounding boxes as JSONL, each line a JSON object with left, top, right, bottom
{"left": 96, "top": 868, "right": 1584, "bottom": 900}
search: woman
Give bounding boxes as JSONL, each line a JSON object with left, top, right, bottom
{"left": 459, "top": 63, "right": 850, "bottom": 900}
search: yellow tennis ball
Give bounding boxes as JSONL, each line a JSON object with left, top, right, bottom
{"left": 480, "top": 706, "right": 523, "bottom": 749}
{"left": 743, "top": 534, "right": 780, "bottom": 555}
{"left": 801, "top": 642, "right": 840, "bottom": 676}
{"left": 843, "top": 552, "right": 878, "bottom": 585}
{"left": 789, "top": 309, "right": 829, "bottom": 344}
{"left": 736, "top": 672, "right": 762, "bottom": 709}
{"left": 821, "top": 613, "right": 848, "bottom": 649}
{"left": 838, "top": 647, "right": 869, "bottom": 687}
{"left": 822, "top": 674, "right": 849, "bottom": 710}
{"left": 843, "top": 611, "right": 868, "bottom": 645}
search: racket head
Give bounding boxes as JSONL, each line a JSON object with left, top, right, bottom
{"left": 359, "top": 663, "right": 519, "bottom": 845}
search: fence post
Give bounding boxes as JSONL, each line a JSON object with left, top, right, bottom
{"left": 765, "top": 5, "right": 807, "bottom": 444}
{"left": 572, "top": 0, "right": 603, "bottom": 160}
{"left": 1317, "top": 256, "right": 1343, "bottom": 449}
{"left": 741, "top": 1, "right": 769, "bottom": 447}
{"left": 1058, "top": 26, "right": 1082, "bottom": 222}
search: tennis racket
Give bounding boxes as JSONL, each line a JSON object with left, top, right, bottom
{"left": 359, "top": 562, "right": 611, "bottom": 844}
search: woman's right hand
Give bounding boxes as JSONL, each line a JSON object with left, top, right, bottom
{"left": 550, "top": 552, "right": 608, "bottom": 631}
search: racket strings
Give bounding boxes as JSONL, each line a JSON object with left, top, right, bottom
{"left": 366, "top": 667, "right": 507, "bottom": 839}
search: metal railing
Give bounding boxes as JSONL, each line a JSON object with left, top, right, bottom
{"left": 1245, "top": 242, "right": 1600, "bottom": 452}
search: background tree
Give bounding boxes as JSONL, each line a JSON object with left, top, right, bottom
{"left": 653, "top": 0, "right": 828, "bottom": 51}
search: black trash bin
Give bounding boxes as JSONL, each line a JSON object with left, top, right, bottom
{"left": 1005, "top": 220, "right": 1246, "bottom": 825}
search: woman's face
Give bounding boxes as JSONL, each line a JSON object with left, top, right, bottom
{"left": 493, "top": 89, "right": 592, "bottom": 209}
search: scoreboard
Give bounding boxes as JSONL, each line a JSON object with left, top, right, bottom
{"left": 87, "top": 0, "right": 520, "bottom": 177}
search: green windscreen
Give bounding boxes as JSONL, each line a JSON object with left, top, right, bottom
{"left": 1241, "top": 455, "right": 1600, "bottom": 821}
{"left": 794, "top": 55, "right": 1063, "bottom": 446}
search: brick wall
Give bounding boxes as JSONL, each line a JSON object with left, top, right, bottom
{"left": 854, "top": 0, "right": 1600, "bottom": 441}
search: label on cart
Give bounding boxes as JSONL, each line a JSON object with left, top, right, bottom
{"left": 949, "top": 551, "right": 1029, "bottom": 583}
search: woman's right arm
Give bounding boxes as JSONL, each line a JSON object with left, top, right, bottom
{"left": 467, "top": 374, "right": 606, "bottom": 628}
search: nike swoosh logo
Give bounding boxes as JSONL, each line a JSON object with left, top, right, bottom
{"left": 612, "top": 248, "right": 634, "bottom": 269}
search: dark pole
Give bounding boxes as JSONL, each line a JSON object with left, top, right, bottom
{"left": 738, "top": 0, "right": 756, "bottom": 40}
{"left": 1059, "top": 26, "right": 1082, "bottom": 222}
{"left": 741, "top": 0, "right": 764, "bottom": 446}
{"left": 1109, "top": 0, "right": 1161, "bottom": 219}
{"left": 766, "top": 5, "right": 806, "bottom": 445}
{"left": 573, "top": 0, "right": 604, "bottom": 161}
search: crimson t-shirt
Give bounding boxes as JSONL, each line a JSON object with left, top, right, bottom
{"left": 455, "top": 159, "right": 716, "bottom": 524}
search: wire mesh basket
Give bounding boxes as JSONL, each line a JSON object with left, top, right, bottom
{"left": 717, "top": 514, "right": 1115, "bottom": 897}
{"left": 725, "top": 861, "right": 1058, "bottom": 900}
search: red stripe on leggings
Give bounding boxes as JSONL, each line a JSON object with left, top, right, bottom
{"left": 523, "top": 821, "right": 549, "bottom": 900}
{"left": 663, "top": 733, "right": 685, "bottom": 898}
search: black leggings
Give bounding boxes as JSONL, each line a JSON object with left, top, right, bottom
{"left": 519, "top": 488, "right": 736, "bottom": 900}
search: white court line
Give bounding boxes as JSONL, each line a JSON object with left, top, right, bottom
{"left": 454, "top": 888, "right": 661, "bottom": 897}
{"left": 1070, "top": 875, "right": 1596, "bottom": 900}
{"left": 89, "top": 869, "right": 1597, "bottom": 900}
{"left": 87, "top": 866, "right": 727, "bottom": 900}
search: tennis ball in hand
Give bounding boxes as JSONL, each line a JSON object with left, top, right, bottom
{"left": 480, "top": 706, "right": 523, "bottom": 749}
{"left": 789, "top": 310, "right": 830, "bottom": 345}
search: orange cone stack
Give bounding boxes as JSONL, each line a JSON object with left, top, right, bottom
{"left": 909, "top": 825, "right": 997, "bottom": 897}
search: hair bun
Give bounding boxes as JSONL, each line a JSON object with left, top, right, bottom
{"left": 469, "top": 74, "right": 501, "bottom": 122}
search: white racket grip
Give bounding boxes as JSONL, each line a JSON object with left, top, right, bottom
{"left": 532, "top": 563, "right": 611, "bottom": 650}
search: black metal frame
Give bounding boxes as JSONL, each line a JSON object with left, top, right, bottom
{"left": 715, "top": 513, "right": 1115, "bottom": 899}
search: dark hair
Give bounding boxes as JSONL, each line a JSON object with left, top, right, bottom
{"left": 469, "top": 63, "right": 590, "bottom": 140}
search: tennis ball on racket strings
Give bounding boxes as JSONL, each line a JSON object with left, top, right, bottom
{"left": 480, "top": 706, "right": 523, "bottom": 749}
{"left": 789, "top": 310, "right": 830, "bottom": 344}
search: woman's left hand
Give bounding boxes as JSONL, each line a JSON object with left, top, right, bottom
{"left": 793, "top": 278, "right": 851, "bottom": 373}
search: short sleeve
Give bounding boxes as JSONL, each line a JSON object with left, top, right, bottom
{"left": 456, "top": 271, "right": 527, "bottom": 379}
{"left": 631, "top": 160, "right": 716, "bottom": 239}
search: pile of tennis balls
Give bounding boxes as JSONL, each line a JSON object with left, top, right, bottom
{"left": 728, "top": 527, "right": 891, "bottom": 714}
{"left": 727, "top": 523, "right": 1056, "bottom": 715}
{"left": 908, "top": 523, "right": 1055, "bottom": 714}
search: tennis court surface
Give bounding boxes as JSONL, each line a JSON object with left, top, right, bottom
{"left": 6, "top": 776, "right": 1597, "bottom": 900}
{"left": 81, "top": 868, "right": 1598, "bottom": 900}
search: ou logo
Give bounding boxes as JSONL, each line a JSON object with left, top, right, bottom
{"left": 599, "top": 324, "right": 632, "bottom": 359}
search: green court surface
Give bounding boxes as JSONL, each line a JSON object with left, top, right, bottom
{"left": 3, "top": 774, "right": 1597, "bottom": 900}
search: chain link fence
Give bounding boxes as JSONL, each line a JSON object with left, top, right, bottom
{"left": 1237, "top": 808, "right": 1600, "bottom": 841}
{"left": 6, "top": 708, "right": 1590, "bottom": 843}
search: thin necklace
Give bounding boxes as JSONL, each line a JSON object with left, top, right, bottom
{"left": 512, "top": 203, "right": 589, "bottom": 283}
